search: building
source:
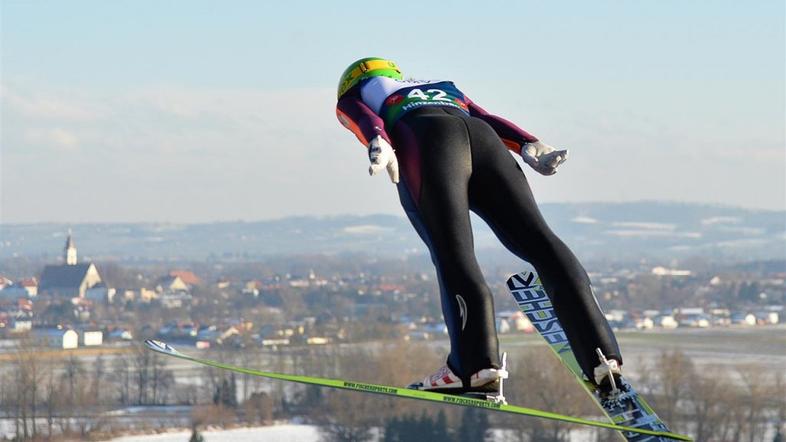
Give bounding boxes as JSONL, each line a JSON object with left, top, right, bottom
{"left": 0, "top": 276, "right": 13, "bottom": 290}
{"left": 34, "top": 328, "right": 79, "bottom": 349}
{"left": 81, "top": 330, "right": 103, "bottom": 346}
{"left": 156, "top": 275, "right": 189, "bottom": 293}
{"left": 169, "top": 270, "right": 201, "bottom": 287}
{"left": 18, "top": 278, "right": 38, "bottom": 297}
{"left": 39, "top": 233, "right": 103, "bottom": 298}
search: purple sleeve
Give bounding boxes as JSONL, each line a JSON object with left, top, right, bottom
{"left": 336, "top": 89, "right": 391, "bottom": 147}
{"left": 467, "top": 97, "right": 538, "bottom": 153}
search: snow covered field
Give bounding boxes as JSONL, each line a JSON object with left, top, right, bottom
{"left": 110, "top": 424, "right": 320, "bottom": 442}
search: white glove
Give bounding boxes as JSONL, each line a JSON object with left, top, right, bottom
{"left": 368, "top": 136, "right": 400, "bottom": 184}
{"left": 520, "top": 141, "right": 568, "bottom": 176}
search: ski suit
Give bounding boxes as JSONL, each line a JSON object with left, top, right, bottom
{"left": 336, "top": 77, "right": 621, "bottom": 386}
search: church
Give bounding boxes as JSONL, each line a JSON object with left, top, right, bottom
{"left": 39, "top": 233, "right": 103, "bottom": 298}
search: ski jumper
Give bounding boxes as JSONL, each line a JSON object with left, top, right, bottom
{"left": 336, "top": 77, "right": 621, "bottom": 386}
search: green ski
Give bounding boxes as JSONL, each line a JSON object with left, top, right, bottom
{"left": 145, "top": 339, "right": 690, "bottom": 440}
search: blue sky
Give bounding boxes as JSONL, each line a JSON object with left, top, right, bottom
{"left": 1, "top": 0, "right": 784, "bottom": 222}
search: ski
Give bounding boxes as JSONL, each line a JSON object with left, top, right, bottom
{"left": 144, "top": 339, "right": 689, "bottom": 440}
{"left": 506, "top": 271, "right": 680, "bottom": 441}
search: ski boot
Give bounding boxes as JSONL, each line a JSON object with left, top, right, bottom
{"left": 407, "top": 353, "right": 508, "bottom": 404}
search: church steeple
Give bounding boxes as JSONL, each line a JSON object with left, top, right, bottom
{"left": 65, "top": 230, "right": 77, "bottom": 265}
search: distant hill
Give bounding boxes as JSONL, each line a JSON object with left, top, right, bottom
{"left": 1, "top": 202, "right": 783, "bottom": 262}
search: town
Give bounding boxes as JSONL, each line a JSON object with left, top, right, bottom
{"left": 1, "top": 232, "right": 782, "bottom": 351}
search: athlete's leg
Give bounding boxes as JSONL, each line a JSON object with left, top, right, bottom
{"left": 392, "top": 109, "right": 500, "bottom": 385}
{"left": 463, "top": 116, "right": 621, "bottom": 381}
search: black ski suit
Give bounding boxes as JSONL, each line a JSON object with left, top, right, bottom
{"left": 337, "top": 79, "right": 621, "bottom": 386}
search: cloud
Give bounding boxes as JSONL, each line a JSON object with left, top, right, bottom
{"left": 1, "top": 81, "right": 386, "bottom": 222}
{"left": 22, "top": 127, "right": 80, "bottom": 152}
{"left": 48, "top": 128, "right": 80, "bottom": 150}
{"left": 1, "top": 85, "right": 103, "bottom": 121}
{"left": 1, "top": 80, "right": 783, "bottom": 223}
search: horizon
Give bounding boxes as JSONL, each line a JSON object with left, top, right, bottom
{"left": 2, "top": 1, "right": 784, "bottom": 224}
{"left": 0, "top": 199, "right": 784, "bottom": 226}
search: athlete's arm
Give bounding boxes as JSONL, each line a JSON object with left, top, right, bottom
{"left": 466, "top": 98, "right": 539, "bottom": 153}
{"left": 336, "top": 89, "right": 391, "bottom": 147}
{"left": 336, "top": 88, "right": 399, "bottom": 183}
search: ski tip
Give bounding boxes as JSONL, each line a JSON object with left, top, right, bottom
{"left": 506, "top": 270, "right": 540, "bottom": 288}
{"left": 144, "top": 339, "right": 178, "bottom": 355}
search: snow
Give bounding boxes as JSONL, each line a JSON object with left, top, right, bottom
{"left": 342, "top": 225, "right": 392, "bottom": 235}
{"left": 700, "top": 216, "right": 741, "bottom": 225}
{"left": 571, "top": 216, "right": 598, "bottom": 224}
{"left": 109, "top": 424, "right": 319, "bottom": 442}
{"left": 610, "top": 221, "right": 676, "bottom": 230}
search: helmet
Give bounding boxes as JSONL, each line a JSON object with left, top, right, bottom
{"left": 337, "top": 57, "right": 402, "bottom": 99}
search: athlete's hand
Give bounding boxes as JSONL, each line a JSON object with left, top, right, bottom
{"left": 368, "top": 136, "right": 400, "bottom": 184}
{"left": 520, "top": 141, "right": 568, "bottom": 176}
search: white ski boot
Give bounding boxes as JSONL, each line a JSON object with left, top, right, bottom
{"left": 407, "top": 353, "right": 508, "bottom": 404}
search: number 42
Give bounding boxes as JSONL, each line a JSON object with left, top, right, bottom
{"left": 407, "top": 88, "right": 451, "bottom": 101}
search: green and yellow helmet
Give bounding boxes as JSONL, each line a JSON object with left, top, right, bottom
{"left": 337, "top": 57, "right": 402, "bottom": 99}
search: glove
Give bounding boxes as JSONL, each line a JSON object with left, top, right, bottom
{"left": 520, "top": 141, "right": 568, "bottom": 176}
{"left": 368, "top": 136, "right": 400, "bottom": 184}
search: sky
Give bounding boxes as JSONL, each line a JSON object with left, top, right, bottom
{"left": 1, "top": 0, "right": 784, "bottom": 223}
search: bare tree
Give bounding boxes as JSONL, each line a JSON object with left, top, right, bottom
{"left": 497, "top": 348, "right": 596, "bottom": 442}
{"left": 639, "top": 350, "right": 694, "bottom": 431}
{"left": 9, "top": 340, "right": 44, "bottom": 440}
{"left": 737, "top": 364, "right": 769, "bottom": 442}
{"left": 42, "top": 355, "right": 62, "bottom": 440}
{"left": 111, "top": 354, "right": 132, "bottom": 405}
{"left": 686, "top": 366, "right": 734, "bottom": 442}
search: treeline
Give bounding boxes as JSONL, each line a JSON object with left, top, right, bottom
{"left": 0, "top": 341, "right": 784, "bottom": 441}
{"left": 0, "top": 342, "right": 176, "bottom": 441}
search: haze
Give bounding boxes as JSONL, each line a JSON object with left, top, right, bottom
{"left": 1, "top": 0, "right": 784, "bottom": 223}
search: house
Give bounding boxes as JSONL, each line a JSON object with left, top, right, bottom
{"left": 160, "top": 291, "right": 192, "bottom": 308}
{"left": 0, "top": 306, "right": 33, "bottom": 333}
{"left": 243, "top": 280, "right": 262, "bottom": 296}
{"left": 156, "top": 275, "right": 189, "bottom": 293}
{"left": 139, "top": 288, "right": 158, "bottom": 303}
{"left": 85, "top": 284, "right": 116, "bottom": 303}
{"left": 651, "top": 266, "right": 692, "bottom": 277}
{"left": 216, "top": 278, "right": 231, "bottom": 289}
{"left": 496, "top": 310, "right": 533, "bottom": 332}
{"left": 81, "top": 330, "right": 103, "bottom": 346}
{"left": 34, "top": 328, "right": 79, "bottom": 349}
{"left": 106, "top": 327, "right": 133, "bottom": 341}
{"left": 10, "top": 315, "right": 32, "bottom": 333}
{"left": 0, "top": 278, "right": 38, "bottom": 299}
{"left": 39, "top": 233, "right": 102, "bottom": 298}
{"left": 18, "top": 278, "right": 38, "bottom": 297}
{"left": 169, "top": 270, "right": 201, "bottom": 287}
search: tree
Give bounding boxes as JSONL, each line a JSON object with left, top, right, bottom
{"left": 111, "top": 356, "right": 132, "bottom": 405}
{"left": 213, "top": 373, "right": 238, "bottom": 408}
{"left": 189, "top": 424, "right": 205, "bottom": 442}
{"left": 457, "top": 407, "right": 490, "bottom": 442}
{"left": 639, "top": 350, "right": 694, "bottom": 431}
{"left": 383, "top": 411, "right": 451, "bottom": 442}
{"left": 686, "top": 366, "right": 734, "bottom": 442}
{"left": 243, "top": 391, "right": 273, "bottom": 424}
{"left": 498, "top": 348, "right": 592, "bottom": 442}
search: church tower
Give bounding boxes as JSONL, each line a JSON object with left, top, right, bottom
{"left": 64, "top": 231, "right": 77, "bottom": 265}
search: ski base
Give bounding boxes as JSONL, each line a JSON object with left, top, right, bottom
{"left": 144, "top": 340, "right": 690, "bottom": 440}
{"left": 507, "top": 271, "right": 679, "bottom": 441}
